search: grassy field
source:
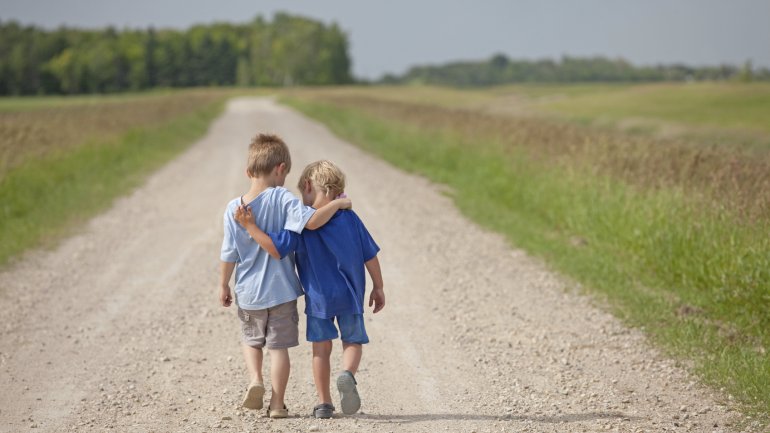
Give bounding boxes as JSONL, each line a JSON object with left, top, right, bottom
{"left": 293, "top": 82, "right": 770, "bottom": 147}
{"left": 0, "top": 89, "right": 233, "bottom": 266}
{"left": 537, "top": 82, "right": 770, "bottom": 134}
{"left": 282, "top": 82, "right": 770, "bottom": 426}
{"left": 0, "top": 88, "right": 207, "bottom": 112}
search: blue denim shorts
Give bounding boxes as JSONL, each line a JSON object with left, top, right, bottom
{"left": 306, "top": 314, "right": 369, "bottom": 344}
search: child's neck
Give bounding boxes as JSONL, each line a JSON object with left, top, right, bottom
{"left": 242, "top": 177, "right": 277, "bottom": 203}
{"left": 312, "top": 194, "right": 333, "bottom": 209}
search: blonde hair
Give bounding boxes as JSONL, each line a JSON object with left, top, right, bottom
{"left": 298, "top": 160, "right": 346, "bottom": 198}
{"left": 247, "top": 133, "right": 291, "bottom": 177}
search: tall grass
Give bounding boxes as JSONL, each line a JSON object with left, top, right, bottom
{"left": 284, "top": 96, "right": 770, "bottom": 423}
{"left": 0, "top": 97, "right": 225, "bottom": 266}
{"left": 319, "top": 95, "right": 770, "bottom": 220}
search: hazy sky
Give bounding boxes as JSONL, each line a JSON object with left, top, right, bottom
{"left": 3, "top": 0, "right": 769, "bottom": 79}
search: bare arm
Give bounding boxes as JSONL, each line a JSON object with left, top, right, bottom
{"left": 219, "top": 261, "right": 236, "bottom": 307}
{"left": 365, "top": 256, "right": 385, "bottom": 313}
{"left": 305, "top": 197, "right": 352, "bottom": 230}
{"left": 234, "top": 206, "right": 281, "bottom": 259}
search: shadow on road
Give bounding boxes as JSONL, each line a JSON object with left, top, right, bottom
{"left": 354, "top": 411, "right": 634, "bottom": 425}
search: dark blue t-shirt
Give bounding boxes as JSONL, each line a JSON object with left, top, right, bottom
{"left": 269, "top": 210, "right": 380, "bottom": 319}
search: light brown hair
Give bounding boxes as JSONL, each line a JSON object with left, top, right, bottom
{"left": 247, "top": 133, "right": 291, "bottom": 177}
{"left": 298, "top": 160, "right": 346, "bottom": 198}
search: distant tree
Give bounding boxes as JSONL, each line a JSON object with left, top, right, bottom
{"left": 0, "top": 14, "right": 354, "bottom": 95}
{"left": 381, "top": 54, "right": 761, "bottom": 86}
{"left": 145, "top": 27, "right": 158, "bottom": 88}
{"left": 739, "top": 59, "right": 754, "bottom": 83}
{"left": 490, "top": 53, "right": 509, "bottom": 69}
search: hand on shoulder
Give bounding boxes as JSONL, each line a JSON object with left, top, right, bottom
{"left": 234, "top": 205, "right": 254, "bottom": 227}
{"left": 335, "top": 194, "right": 352, "bottom": 210}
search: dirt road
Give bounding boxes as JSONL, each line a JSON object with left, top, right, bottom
{"left": 0, "top": 98, "right": 748, "bottom": 432}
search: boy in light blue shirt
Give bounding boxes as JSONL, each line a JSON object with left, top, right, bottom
{"left": 219, "top": 135, "right": 351, "bottom": 418}
{"left": 235, "top": 160, "right": 384, "bottom": 419}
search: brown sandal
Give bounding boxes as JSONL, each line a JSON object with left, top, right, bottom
{"left": 268, "top": 405, "right": 289, "bottom": 418}
{"left": 242, "top": 383, "right": 265, "bottom": 410}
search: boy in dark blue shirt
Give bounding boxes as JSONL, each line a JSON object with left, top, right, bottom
{"left": 234, "top": 160, "right": 385, "bottom": 419}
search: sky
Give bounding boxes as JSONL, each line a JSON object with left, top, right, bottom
{"left": 2, "top": 0, "right": 769, "bottom": 79}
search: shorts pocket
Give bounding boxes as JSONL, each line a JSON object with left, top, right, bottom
{"left": 239, "top": 309, "right": 257, "bottom": 338}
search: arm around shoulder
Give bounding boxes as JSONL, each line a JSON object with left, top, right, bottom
{"left": 246, "top": 225, "right": 281, "bottom": 259}
{"left": 305, "top": 197, "right": 352, "bottom": 230}
{"left": 234, "top": 205, "right": 281, "bottom": 259}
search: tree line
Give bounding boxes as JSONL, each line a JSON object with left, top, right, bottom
{"left": 0, "top": 13, "right": 353, "bottom": 95}
{"left": 380, "top": 54, "right": 770, "bottom": 86}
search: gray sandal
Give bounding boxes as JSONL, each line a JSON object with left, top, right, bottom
{"left": 312, "top": 402, "right": 335, "bottom": 419}
{"left": 336, "top": 370, "right": 361, "bottom": 415}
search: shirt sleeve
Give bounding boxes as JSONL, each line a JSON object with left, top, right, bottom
{"left": 268, "top": 230, "right": 300, "bottom": 259}
{"left": 354, "top": 212, "right": 380, "bottom": 262}
{"left": 220, "top": 207, "right": 239, "bottom": 262}
{"left": 279, "top": 188, "right": 315, "bottom": 233}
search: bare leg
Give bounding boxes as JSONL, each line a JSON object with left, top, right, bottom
{"left": 241, "top": 344, "right": 264, "bottom": 384}
{"left": 312, "top": 341, "right": 333, "bottom": 404}
{"left": 342, "top": 343, "right": 362, "bottom": 375}
{"left": 268, "top": 348, "right": 290, "bottom": 410}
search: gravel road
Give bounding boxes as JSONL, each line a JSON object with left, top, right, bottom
{"left": 0, "top": 98, "right": 753, "bottom": 433}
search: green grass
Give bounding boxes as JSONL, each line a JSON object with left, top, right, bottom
{"left": 283, "top": 96, "right": 770, "bottom": 426}
{"left": 283, "top": 85, "right": 498, "bottom": 109}
{"left": 538, "top": 82, "right": 770, "bottom": 134}
{"left": 0, "top": 97, "right": 225, "bottom": 266}
{"left": 496, "top": 83, "right": 635, "bottom": 99}
{"left": 0, "top": 87, "right": 242, "bottom": 112}
{"left": 0, "top": 89, "right": 178, "bottom": 112}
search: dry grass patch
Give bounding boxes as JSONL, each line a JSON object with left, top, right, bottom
{"left": 312, "top": 94, "right": 770, "bottom": 222}
{"left": 0, "top": 90, "right": 231, "bottom": 179}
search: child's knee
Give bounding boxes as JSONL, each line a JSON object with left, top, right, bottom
{"left": 268, "top": 347, "right": 289, "bottom": 356}
{"left": 312, "top": 340, "right": 333, "bottom": 355}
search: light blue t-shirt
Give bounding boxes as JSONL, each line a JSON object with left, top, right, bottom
{"left": 220, "top": 187, "right": 315, "bottom": 310}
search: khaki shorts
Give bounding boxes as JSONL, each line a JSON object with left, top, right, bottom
{"left": 237, "top": 300, "right": 299, "bottom": 349}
